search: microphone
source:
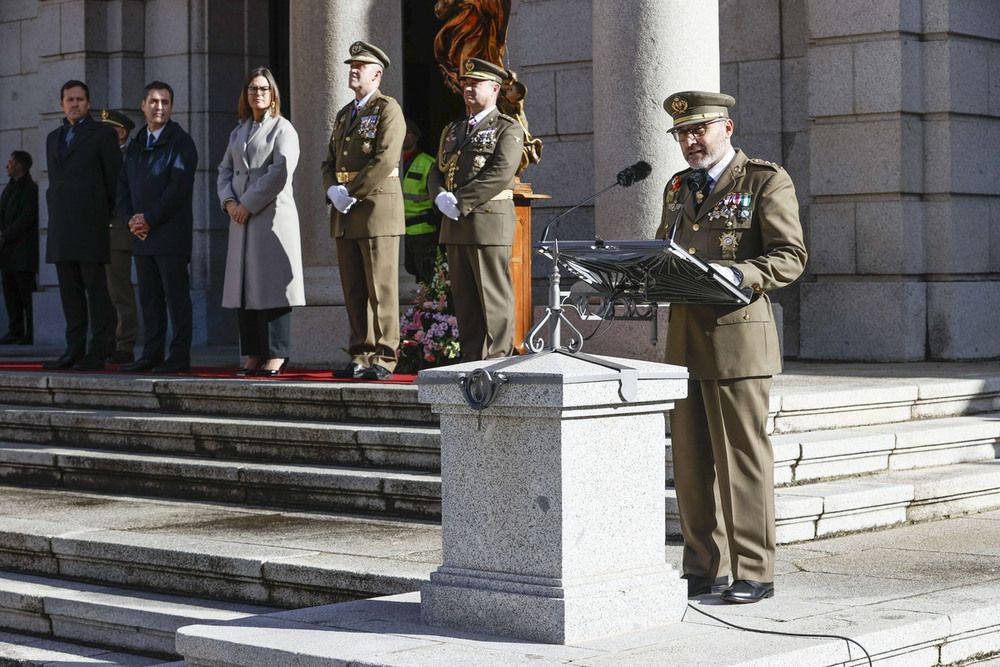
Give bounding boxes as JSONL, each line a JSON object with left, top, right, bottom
{"left": 540, "top": 160, "right": 654, "bottom": 243}
{"left": 685, "top": 168, "right": 708, "bottom": 193}
{"left": 616, "top": 161, "right": 653, "bottom": 187}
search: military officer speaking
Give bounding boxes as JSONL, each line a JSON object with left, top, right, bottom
{"left": 428, "top": 58, "right": 524, "bottom": 361}
{"left": 655, "top": 91, "right": 807, "bottom": 603}
{"left": 321, "top": 41, "right": 406, "bottom": 381}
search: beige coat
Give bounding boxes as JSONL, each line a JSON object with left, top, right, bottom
{"left": 655, "top": 149, "right": 807, "bottom": 380}
{"left": 218, "top": 114, "right": 305, "bottom": 310}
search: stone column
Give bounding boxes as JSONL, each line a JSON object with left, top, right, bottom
{"left": 586, "top": 0, "right": 720, "bottom": 360}
{"left": 418, "top": 353, "right": 688, "bottom": 644}
{"left": 289, "top": 0, "right": 402, "bottom": 366}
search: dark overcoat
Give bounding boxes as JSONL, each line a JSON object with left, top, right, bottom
{"left": 45, "top": 116, "right": 121, "bottom": 263}
{"left": 0, "top": 175, "right": 39, "bottom": 273}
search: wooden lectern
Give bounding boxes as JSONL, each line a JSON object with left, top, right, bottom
{"left": 512, "top": 181, "right": 549, "bottom": 350}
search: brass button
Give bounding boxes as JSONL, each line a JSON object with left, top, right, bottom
{"left": 726, "top": 221, "right": 733, "bottom": 228}
{"left": 688, "top": 247, "right": 696, "bottom": 254}
{"left": 345, "top": 137, "right": 351, "bottom": 142}
{"left": 342, "top": 151, "right": 348, "bottom": 156}
{"left": 692, "top": 224, "right": 700, "bottom": 231}
{"left": 743, "top": 312, "right": 751, "bottom": 321}
{"left": 752, "top": 283, "right": 762, "bottom": 293}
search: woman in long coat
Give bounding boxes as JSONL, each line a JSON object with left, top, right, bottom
{"left": 218, "top": 67, "right": 305, "bottom": 376}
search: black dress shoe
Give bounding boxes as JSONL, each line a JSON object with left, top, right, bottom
{"left": 152, "top": 359, "right": 191, "bottom": 374}
{"left": 119, "top": 358, "right": 161, "bottom": 373}
{"left": 72, "top": 356, "right": 106, "bottom": 371}
{"left": 720, "top": 580, "right": 774, "bottom": 604}
{"left": 361, "top": 364, "right": 393, "bottom": 381}
{"left": 255, "top": 359, "right": 288, "bottom": 377}
{"left": 42, "top": 353, "right": 82, "bottom": 370}
{"left": 332, "top": 362, "right": 366, "bottom": 379}
{"left": 0, "top": 332, "right": 20, "bottom": 345}
{"left": 106, "top": 350, "right": 135, "bottom": 365}
{"left": 682, "top": 574, "right": 730, "bottom": 597}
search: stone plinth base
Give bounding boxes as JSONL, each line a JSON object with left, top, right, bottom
{"left": 417, "top": 351, "right": 689, "bottom": 644}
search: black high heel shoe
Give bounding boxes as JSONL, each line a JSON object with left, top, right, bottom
{"left": 235, "top": 357, "right": 262, "bottom": 377}
{"left": 255, "top": 359, "right": 288, "bottom": 377}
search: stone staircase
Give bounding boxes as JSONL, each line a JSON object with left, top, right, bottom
{"left": 0, "top": 362, "right": 997, "bottom": 663}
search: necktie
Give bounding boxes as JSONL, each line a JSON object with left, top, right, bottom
{"left": 468, "top": 116, "right": 477, "bottom": 128}
{"left": 147, "top": 133, "right": 155, "bottom": 149}
{"left": 351, "top": 103, "right": 360, "bottom": 121}
{"left": 695, "top": 177, "right": 713, "bottom": 213}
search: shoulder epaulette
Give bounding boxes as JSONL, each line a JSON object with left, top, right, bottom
{"left": 497, "top": 113, "right": 518, "bottom": 124}
{"left": 747, "top": 157, "right": 782, "bottom": 171}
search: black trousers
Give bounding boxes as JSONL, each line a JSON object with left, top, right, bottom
{"left": 54, "top": 261, "right": 115, "bottom": 358}
{"left": 1, "top": 270, "right": 34, "bottom": 339}
{"left": 238, "top": 307, "right": 291, "bottom": 358}
{"left": 134, "top": 254, "right": 192, "bottom": 363}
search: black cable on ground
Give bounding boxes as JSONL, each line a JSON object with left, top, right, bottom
{"left": 685, "top": 603, "right": 873, "bottom": 667}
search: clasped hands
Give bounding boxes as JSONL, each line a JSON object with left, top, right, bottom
{"left": 128, "top": 214, "right": 150, "bottom": 240}
{"left": 326, "top": 185, "right": 357, "bottom": 215}
{"left": 225, "top": 200, "right": 251, "bottom": 226}
{"left": 434, "top": 192, "right": 460, "bottom": 220}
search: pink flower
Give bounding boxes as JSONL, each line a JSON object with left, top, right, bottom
{"left": 414, "top": 330, "right": 425, "bottom": 342}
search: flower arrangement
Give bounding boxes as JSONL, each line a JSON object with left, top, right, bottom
{"left": 397, "top": 250, "right": 461, "bottom": 373}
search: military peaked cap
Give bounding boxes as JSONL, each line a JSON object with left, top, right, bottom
{"left": 459, "top": 58, "right": 506, "bottom": 84}
{"left": 345, "top": 41, "right": 390, "bottom": 69}
{"left": 664, "top": 91, "right": 736, "bottom": 129}
{"left": 100, "top": 109, "right": 136, "bottom": 132}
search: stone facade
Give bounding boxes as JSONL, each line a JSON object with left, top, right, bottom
{"left": 1, "top": 0, "right": 997, "bottom": 362}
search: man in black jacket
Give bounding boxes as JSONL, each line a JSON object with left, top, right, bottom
{"left": 117, "top": 81, "right": 199, "bottom": 374}
{"left": 43, "top": 80, "right": 121, "bottom": 370}
{"left": 0, "top": 151, "right": 38, "bottom": 345}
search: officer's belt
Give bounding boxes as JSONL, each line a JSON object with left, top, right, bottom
{"left": 490, "top": 189, "right": 514, "bottom": 201}
{"left": 336, "top": 167, "right": 399, "bottom": 184}
{"left": 403, "top": 193, "right": 431, "bottom": 202}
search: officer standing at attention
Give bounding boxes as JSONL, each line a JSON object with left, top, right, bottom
{"left": 100, "top": 109, "right": 139, "bottom": 366}
{"left": 322, "top": 41, "right": 405, "bottom": 381}
{"left": 401, "top": 118, "right": 440, "bottom": 286}
{"left": 428, "top": 58, "right": 524, "bottom": 361}
{"left": 655, "top": 91, "right": 807, "bottom": 603}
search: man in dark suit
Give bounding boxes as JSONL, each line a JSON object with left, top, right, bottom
{"left": 100, "top": 109, "right": 139, "bottom": 365}
{"left": 655, "top": 91, "right": 807, "bottom": 604}
{"left": 0, "top": 151, "right": 38, "bottom": 345}
{"left": 321, "top": 41, "right": 406, "bottom": 381}
{"left": 117, "top": 81, "right": 199, "bottom": 374}
{"left": 43, "top": 80, "right": 121, "bottom": 371}
{"left": 428, "top": 58, "right": 524, "bottom": 361}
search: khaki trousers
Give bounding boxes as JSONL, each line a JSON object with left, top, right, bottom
{"left": 446, "top": 243, "right": 514, "bottom": 361}
{"left": 670, "top": 376, "right": 775, "bottom": 582}
{"left": 336, "top": 235, "right": 400, "bottom": 370}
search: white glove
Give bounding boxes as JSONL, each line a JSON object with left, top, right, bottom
{"left": 710, "top": 263, "right": 740, "bottom": 286}
{"left": 434, "top": 191, "right": 460, "bottom": 220}
{"left": 326, "top": 184, "right": 357, "bottom": 215}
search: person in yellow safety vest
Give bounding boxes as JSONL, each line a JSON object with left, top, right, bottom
{"left": 401, "top": 118, "right": 440, "bottom": 285}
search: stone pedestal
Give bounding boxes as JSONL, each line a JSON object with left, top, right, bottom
{"left": 417, "top": 351, "right": 688, "bottom": 644}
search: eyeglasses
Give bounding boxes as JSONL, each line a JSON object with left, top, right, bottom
{"left": 247, "top": 86, "right": 271, "bottom": 95}
{"left": 670, "top": 118, "right": 724, "bottom": 142}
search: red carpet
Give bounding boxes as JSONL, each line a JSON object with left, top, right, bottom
{"left": 0, "top": 361, "right": 417, "bottom": 384}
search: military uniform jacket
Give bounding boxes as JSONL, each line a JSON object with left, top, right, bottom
{"left": 45, "top": 116, "right": 122, "bottom": 264}
{"left": 321, "top": 91, "right": 405, "bottom": 239}
{"left": 428, "top": 108, "right": 523, "bottom": 246}
{"left": 655, "top": 149, "right": 807, "bottom": 380}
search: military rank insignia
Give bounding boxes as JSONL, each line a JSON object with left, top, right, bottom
{"left": 473, "top": 155, "right": 487, "bottom": 170}
{"left": 470, "top": 127, "right": 498, "bottom": 150}
{"left": 665, "top": 175, "right": 683, "bottom": 211}
{"left": 719, "top": 230, "right": 739, "bottom": 258}
{"left": 358, "top": 115, "right": 378, "bottom": 138}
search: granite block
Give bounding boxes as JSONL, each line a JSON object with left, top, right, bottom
{"left": 799, "top": 281, "right": 926, "bottom": 362}
{"left": 927, "top": 282, "right": 1000, "bottom": 360}
{"left": 807, "top": 0, "right": 914, "bottom": 38}
{"left": 807, "top": 43, "right": 853, "bottom": 118}
{"left": 807, "top": 201, "right": 856, "bottom": 275}
{"left": 855, "top": 199, "right": 926, "bottom": 274}
{"left": 721, "top": 0, "right": 781, "bottom": 62}
{"left": 555, "top": 67, "right": 593, "bottom": 135}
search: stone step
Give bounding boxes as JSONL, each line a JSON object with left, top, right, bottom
{"left": 0, "top": 628, "right": 166, "bottom": 665}
{"left": 0, "top": 404, "right": 441, "bottom": 471}
{"left": 666, "top": 460, "right": 1000, "bottom": 544}
{"left": 0, "top": 374, "right": 433, "bottom": 424}
{"left": 0, "top": 570, "right": 276, "bottom": 659}
{"left": 667, "top": 411, "right": 1000, "bottom": 485}
{"left": 0, "top": 486, "right": 439, "bottom": 609}
{"left": 0, "top": 443, "right": 442, "bottom": 520}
